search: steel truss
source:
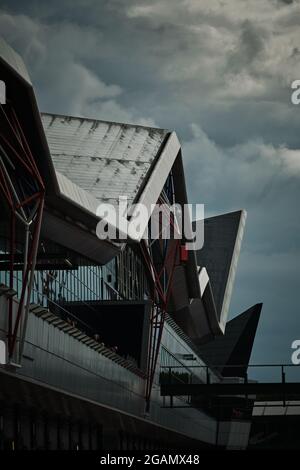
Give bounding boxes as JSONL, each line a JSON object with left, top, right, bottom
{"left": 0, "top": 103, "right": 45, "bottom": 362}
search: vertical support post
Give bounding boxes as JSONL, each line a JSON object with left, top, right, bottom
{"left": 23, "top": 224, "right": 30, "bottom": 282}
{"left": 281, "top": 365, "right": 286, "bottom": 407}
{"left": 8, "top": 209, "right": 15, "bottom": 352}
{"left": 206, "top": 366, "right": 210, "bottom": 385}
{"left": 168, "top": 368, "right": 173, "bottom": 408}
{"left": 18, "top": 197, "right": 44, "bottom": 361}
{"left": 244, "top": 370, "right": 248, "bottom": 402}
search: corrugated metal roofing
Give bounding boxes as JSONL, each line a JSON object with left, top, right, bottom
{"left": 41, "top": 113, "right": 168, "bottom": 205}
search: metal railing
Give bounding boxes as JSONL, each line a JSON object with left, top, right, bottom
{"left": 161, "top": 363, "right": 300, "bottom": 385}
{"left": 160, "top": 364, "right": 300, "bottom": 408}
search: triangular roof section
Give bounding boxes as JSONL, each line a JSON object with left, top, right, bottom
{"left": 194, "top": 210, "right": 247, "bottom": 331}
{"left": 198, "top": 303, "right": 262, "bottom": 377}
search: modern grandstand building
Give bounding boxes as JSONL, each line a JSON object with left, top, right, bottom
{"left": 0, "top": 38, "right": 263, "bottom": 450}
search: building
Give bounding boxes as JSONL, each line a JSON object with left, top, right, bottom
{"left": 0, "top": 38, "right": 263, "bottom": 450}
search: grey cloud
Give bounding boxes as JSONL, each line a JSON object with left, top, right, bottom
{"left": 0, "top": 11, "right": 156, "bottom": 125}
{"left": 227, "top": 20, "right": 267, "bottom": 73}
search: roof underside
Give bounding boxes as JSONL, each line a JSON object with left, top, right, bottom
{"left": 41, "top": 113, "right": 168, "bottom": 206}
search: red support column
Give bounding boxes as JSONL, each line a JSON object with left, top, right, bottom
{"left": 141, "top": 228, "right": 181, "bottom": 408}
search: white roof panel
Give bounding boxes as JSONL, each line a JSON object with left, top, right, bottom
{"left": 41, "top": 113, "right": 168, "bottom": 205}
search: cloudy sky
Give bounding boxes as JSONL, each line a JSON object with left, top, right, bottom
{"left": 1, "top": 0, "right": 300, "bottom": 368}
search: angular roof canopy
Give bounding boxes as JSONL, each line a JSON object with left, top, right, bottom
{"left": 198, "top": 303, "right": 263, "bottom": 377}
{"left": 195, "top": 210, "right": 247, "bottom": 331}
{"left": 41, "top": 112, "right": 184, "bottom": 244}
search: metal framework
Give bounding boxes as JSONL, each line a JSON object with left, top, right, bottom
{"left": 0, "top": 102, "right": 45, "bottom": 361}
{"left": 140, "top": 182, "right": 183, "bottom": 409}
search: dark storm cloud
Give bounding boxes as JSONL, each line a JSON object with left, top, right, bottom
{"left": 0, "top": 0, "right": 300, "bottom": 365}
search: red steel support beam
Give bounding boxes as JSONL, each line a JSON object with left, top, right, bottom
{"left": 141, "top": 216, "right": 181, "bottom": 409}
